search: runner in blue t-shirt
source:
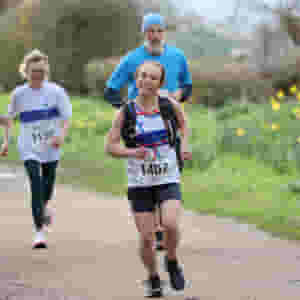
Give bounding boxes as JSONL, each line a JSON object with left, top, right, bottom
{"left": 104, "top": 13, "right": 192, "bottom": 106}
{"left": 104, "top": 13, "right": 192, "bottom": 254}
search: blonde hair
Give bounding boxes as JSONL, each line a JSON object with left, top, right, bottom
{"left": 19, "top": 49, "right": 50, "bottom": 80}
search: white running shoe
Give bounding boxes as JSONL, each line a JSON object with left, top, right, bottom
{"left": 32, "top": 230, "right": 47, "bottom": 249}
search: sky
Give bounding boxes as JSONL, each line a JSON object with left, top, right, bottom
{"left": 171, "top": 0, "right": 282, "bottom": 24}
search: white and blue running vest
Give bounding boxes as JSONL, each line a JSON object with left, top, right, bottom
{"left": 8, "top": 81, "right": 72, "bottom": 163}
{"left": 127, "top": 103, "right": 180, "bottom": 187}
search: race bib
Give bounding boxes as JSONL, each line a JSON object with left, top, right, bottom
{"left": 30, "top": 121, "right": 56, "bottom": 152}
{"left": 140, "top": 149, "right": 169, "bottom": 178}
{"left": 141, "top": 162, "right": 169, "bottom": 177}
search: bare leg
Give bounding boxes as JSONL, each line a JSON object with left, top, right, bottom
{"left": 161, "top": 199, "right": 182, "bottom": 260}
{"left": 133, "top": 212, "right": 158, "bottom": 276}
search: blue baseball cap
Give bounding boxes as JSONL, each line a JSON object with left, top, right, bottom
{"left": 142, "top": 13, "right": 166, "bottom": 33}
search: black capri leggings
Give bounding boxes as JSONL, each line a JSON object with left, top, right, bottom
{"left": 24, "top": 160, "right": 58, "bottom": 230}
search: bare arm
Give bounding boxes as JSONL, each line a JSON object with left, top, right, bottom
{"left": 0, "top": 115, "right": 10, "bottom": 126}
{"left": 105, "top": 109, "right": 148, "bottom": 160}
{"left": 3, "top": 118, "right": 13, "bottom": 144}
{"left": 61, "top": 119, "right": 70, "bottom": 139}
{"left": 168, "top": 98, "right": 192, "bottom": 160}
{"left": 169, "top": 99, "right": 189, "bottom": 146}
{"left": 0, "top": 117, "right": 13, "bottom": 156}
{"left": 105, "top": 110, "right": 134, "bottom": 158}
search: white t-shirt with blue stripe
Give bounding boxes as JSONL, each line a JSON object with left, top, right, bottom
{"left": 127, "top": 103, "right": 180, "bottom": 187}
{"left": 8, "top": 81, "right": 72, "bottom": 163}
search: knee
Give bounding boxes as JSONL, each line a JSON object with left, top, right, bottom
{"left": 140, "top": 231, "right": 155, "bottom": 248}
{"left": 163, "top": 220, "right": 178, "bottom": 233}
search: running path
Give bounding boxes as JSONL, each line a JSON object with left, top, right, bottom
{"left": 0, "top": 165, "right": 300, "bottom": 300}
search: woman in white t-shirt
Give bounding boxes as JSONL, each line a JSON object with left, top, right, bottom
{"left": 0, "top": 50, "right": 72, "bottom": 249}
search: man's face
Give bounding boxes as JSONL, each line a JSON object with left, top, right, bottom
{"left": 144, "top": 24, "right": 165, "bottom": 54}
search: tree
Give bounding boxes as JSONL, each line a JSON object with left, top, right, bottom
{"left": 0, "top": 0, "right": 21, "bottom": 14}
{"left": 245, "top": 0, "right": 300, "bottom": 45}
{"left": 0, "top": 0, "right": 141, "bottom": 92}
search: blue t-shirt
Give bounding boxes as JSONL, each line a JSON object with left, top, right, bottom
{"left": 106, "top": 44, "right": 192, "bottom": 100}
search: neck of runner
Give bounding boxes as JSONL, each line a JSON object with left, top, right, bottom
{"left": 29, "top": 80, "right": 43, "bottom": 90}
{"left": 144, "top": 41, "right": 165, "bottom": 56}
{"left": 136, "top": 95, "right": 159, "bottom": 113}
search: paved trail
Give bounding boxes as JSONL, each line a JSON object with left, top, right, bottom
{"left": 0, "top": 165, "right": 300, "bottom": 300}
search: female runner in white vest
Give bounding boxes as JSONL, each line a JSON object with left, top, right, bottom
{"left": 105, "top": 61, "right": 192, "bottom": 297}
{"left": 0, "top": 50, "right": 72, "bottom": 249}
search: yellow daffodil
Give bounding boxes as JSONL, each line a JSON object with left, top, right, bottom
{"left": 297, "top": 137, "right": 300, "bottom": 144}
{"left": 236, "top": 128, "right": 246, "bottom": 136}
{"left": 76, "top": 120, "right": 86, "bottom": 128}
{"left": 290, "top": 85, "right": 298, "bottom": 94}
{"left": 292, "top": 107, "right": 300, "bottom": 115}
{"left": 271, "top": 100, "right": 280, "bottom": 111}
{"left": 271, "top": 123, "right": 280, "bottom": 131}
{"left": 276, "top": 90, "right": 285, "bottom": 99}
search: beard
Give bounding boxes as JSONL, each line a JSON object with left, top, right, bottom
{"left": 144, "top": 39, "right": 165, "bottom": 56}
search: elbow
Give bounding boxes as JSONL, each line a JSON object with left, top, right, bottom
{"left": 104, "top": 139, "right": 115, "bottom": 157}
{"left": 104, "top": 88, "right": 123, "bottom": 109}
{"left": 7, "top": 118, "right": 13, "bottom": 128}
{"left": 180, "top": 84, "right": 192, "bottom": 102}
{"left": 104, "top": 141, "right": 111, "bottom": 156}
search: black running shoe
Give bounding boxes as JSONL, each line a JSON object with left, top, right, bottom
{"left": 164, "top": 256, "right": 185, "bottom": 291}
{"left": 143, "top": 275, "right": 163, "bottom": 298}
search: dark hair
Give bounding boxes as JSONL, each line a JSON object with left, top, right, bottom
{"left": 135, "top": 61, "right": 165, "bottom": 86}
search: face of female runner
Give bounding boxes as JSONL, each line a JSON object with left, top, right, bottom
{"left": 27, "top": 60, "right": 47, "bottom": 88}
{"left": 136, "top": 62, "right": 164, "bottom": 98}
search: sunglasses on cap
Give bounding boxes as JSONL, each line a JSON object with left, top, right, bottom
{"left": 31, "top": 69, "right": 45, "bottom": 73}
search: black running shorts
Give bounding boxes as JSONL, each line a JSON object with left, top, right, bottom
{"left": 127, "top": 183, "right": 182, "bottom": 213}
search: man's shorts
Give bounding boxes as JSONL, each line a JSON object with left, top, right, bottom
{"left": 127, "top": 183, "right": 182, "bottom": 213}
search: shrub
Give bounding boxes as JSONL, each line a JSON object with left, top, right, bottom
{"left": 84, "top": 57, "right": 119, "bottom": 96}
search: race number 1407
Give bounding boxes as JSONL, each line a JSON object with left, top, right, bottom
{"left": 141, "top": 163, "right": 168, "bottom": 176}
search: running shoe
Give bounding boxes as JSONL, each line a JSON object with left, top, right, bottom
{"left": 32, "top": 230, "right": 47, "bottom": 249}
{"left": 164, "top": 256, "right": 185, "bottom": 291}
{"left": 142, "top": 275, "right": 163, "bottom": 298}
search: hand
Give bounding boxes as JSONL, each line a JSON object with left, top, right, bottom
{"left": 0, "top": 142, "right": 8, "bottom": 156}
{"left": 181, "top": 151, "right": 192, "bottom": 161}
{"left": 180, "top": 144, "right": 192, "bottom": 161}
{"left": 129, "top": 147, "right": 148, "bottom": 160}
{"left": 51, "top": 135, "right": 64, "bottom": 148}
